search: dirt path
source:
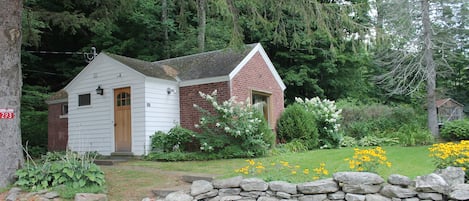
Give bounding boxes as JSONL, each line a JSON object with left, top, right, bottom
{"left": 101, "top": 162, "right": 216, "bottom": 201}
{"left": 0, "top": 162, "right": 216, "bottom": 201}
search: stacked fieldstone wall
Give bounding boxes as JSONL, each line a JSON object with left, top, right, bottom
{"left": 158, "top": 166, "right": 469, "bottom": 201}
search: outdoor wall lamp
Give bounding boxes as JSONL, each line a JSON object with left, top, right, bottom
{"left": 167, "top": 87, "right": 176, "bottom": 95}
{"left": 96, "top": 85, "right": 104, "bottom": 95}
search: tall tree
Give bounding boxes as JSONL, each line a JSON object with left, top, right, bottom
{"left": 197, "top": 0, "right": 206, "bottom": 52}
{"left": 422, "top": 0, "right": 438, "bottom": 137}
{"left": 373, "top": 0, "right": 467, "bottom": 137}
{"left": 0, "top": 0, "right": 25, "bottom": 188}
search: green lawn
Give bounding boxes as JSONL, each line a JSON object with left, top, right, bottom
{"left": 128, "top": 145, "right": 434, "bottom": 182}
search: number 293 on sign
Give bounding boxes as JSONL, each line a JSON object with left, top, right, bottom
{"left": 0, "top": 109, "right": 15, "bottom": 119}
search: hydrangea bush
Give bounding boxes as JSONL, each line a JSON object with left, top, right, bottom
{"left": 295, "top": 97, "right": 342, "bottom": 148}
{"left": 194, "top": 90, "right": 274, "bottom": 158}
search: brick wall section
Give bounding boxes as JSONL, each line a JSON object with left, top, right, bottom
{"left": 47, "top": 103, "right": 68, "bottom": 151}
{"left": 231, "top": 52, "right": 285, "bottom": 130}
{"left": 179, "top": 82, "right": 231, "bottom": 131}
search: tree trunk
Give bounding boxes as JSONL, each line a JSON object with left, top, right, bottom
{"left": 422, "top": 0, "right": 439, "bottom": 138}
{"left": 162, "top": 0, "right": 170, "bottom": 59}
{"left": 0, "top": 0, "right": 24, "bottom": 188}
{"left": 226, "top": 0, "right": 243, "bottom": 47}
{"left": 197, "top": 0, "right": 206, "bottom": 52}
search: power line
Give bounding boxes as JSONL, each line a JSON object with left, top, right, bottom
{"left": 26, "top": 47, "right": 98, "bottom": 63}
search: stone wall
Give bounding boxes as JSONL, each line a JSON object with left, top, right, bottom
{"left": 159, "top": 166, "right": 469, "bottom": 201}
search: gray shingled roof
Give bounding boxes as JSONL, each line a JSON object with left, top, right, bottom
{"left": 154, "top": 44, "right": 255, "bottom": 81}
{"left": 106, "top": 44, "right": 256, "bottom": 81}
{"left": 106, "top": 53, "right": 176, "bottom": 81}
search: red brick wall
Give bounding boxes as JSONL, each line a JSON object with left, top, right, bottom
{"left": 231, "top": 52, "right": 285, "bottom": 129}
{"left": 47, "top": 103, "right": 68, "bottom": 151}
{"left": 179, "top": 82, "right": 231, "bottom": 131}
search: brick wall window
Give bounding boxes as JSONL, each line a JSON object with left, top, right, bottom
{"left": 252, "top": 90, "right": 271, "bottom": 125}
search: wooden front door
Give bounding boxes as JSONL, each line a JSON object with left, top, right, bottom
{"left": 114, "top": 87, "right": 131, "bottom": 152}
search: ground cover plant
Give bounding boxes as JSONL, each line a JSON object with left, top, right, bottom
{"left": 14, "top": 151, "right": 105, "bottom": 199}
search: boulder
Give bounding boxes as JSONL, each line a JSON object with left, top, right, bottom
{"left": 5, "top": 187, "right": 21, "bottom": 201}
{"left": 434, "top": 166, "right": 465, "bottom": 186}
{"left": 345, "top": 193, "right": 366, "bottom": 201}
{"left": 448, "top": 183, "right": 469, "bottom": 200}
{"left": 298, "top": 194, "right": 327, "bottom": 201}
{"left": 194, "top": 189, "right": 218, "bottom": 200}
{"left": 269, "top": 181, "right": 297, "bottom": 194}
{"left": 333, "top": 172, "right": 385, "bottom": 185}
{"left": 414, "top": 173, "right": 449, "bottom": 194}
{"left": 240, "top": 178, "right": 268, "bottom": 191}
{"left": 164, "top": 191, "right": 193, "bottom": 201}
{"left": 365, "top": 193, "right": 391, "bottom": 201}
{"left": 327, "top": 191, "right": 345, "bottom": 200}
{"left": 218, "top": 188, "right": 241, "bottom": 196}
{"left": 212, "top": 176, "right": 243, "bottom": 188}
{"left": 417, "top": 192, "right": 443, "bottom": 200}
{"left": 297, "top": 178, "right": 339, "bottom": 194}
{"left": 74, "top": 193, "right": 107, "bottom": 201}
{"left": 191, "top": 180, "right": 214, "bottom": 196}
{"left": 388, "top": 174, "right": 412, "bottom": 187}
{"left": 342, "top": 183, "right": 382, "bottom": 194}
{"left": 257, "top": 196, "right": 280, "bottom": 201}
{"left": 380, "top": 184, "right": 417, "bottom": 198}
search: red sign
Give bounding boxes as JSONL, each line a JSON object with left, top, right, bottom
{"left": 0, "top": 109, "right": 15, "bottom": 119}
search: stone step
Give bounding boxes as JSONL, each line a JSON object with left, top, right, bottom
{"left": 181, "top": 174, "right": 216, "bottom": 183}
{"left": 152, "top": 185, "right": 191, "bottom": 198}
{"left": 93, "top": 159, "right": 127, "bottom": 166}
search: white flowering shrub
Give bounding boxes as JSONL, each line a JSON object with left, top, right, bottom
{"left": 295, "top": 97, "right": 343, "bottom": 148}
{"left": 194, "top": 90, "right": 274, "bottom": 158}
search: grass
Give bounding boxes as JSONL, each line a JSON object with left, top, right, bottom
{"left": 124, "top": 145, "right": 434, "bottom": 181}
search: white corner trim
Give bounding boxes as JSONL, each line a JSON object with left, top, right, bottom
{"left": 229, "top": 43, "right": 286, "bottom": 91}
{"left": 179, "top": 75, "right": 230, "bottom": 87}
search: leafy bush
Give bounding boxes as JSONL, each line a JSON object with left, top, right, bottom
{"left": 277, "top": 103, "right": 319, "bottom": 149}
{"left": 15, "top": 151, "right": 105, "bottom": 191}
{"left": 387, "top": 124, "right": 434, "bottom": 146}
{"left": 338, "top": 101, "right": 428, "bottom": 146}
{"left": 295, "top": 97, "right": 343, "bottom": 148}
{"left": 194, "top": 90, "right": 273, "bottom": 158}
{"left": 358, "top": 136, "right": 399, "bottom": 147}
{"left": 340, "top": 136, "right": 358, "bottom": 147}
{"left": 150, "top": 125, "right": 197, "bottom": 152}
{"left": 440, "top": 119, "right": 469, "bottom": 140}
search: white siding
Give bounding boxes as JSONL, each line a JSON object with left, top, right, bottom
{"left": 66, "top": 54, "right": 146, "bottom": 155}
{"left": 141, "top": 78, "right": 180, "bottom": 155}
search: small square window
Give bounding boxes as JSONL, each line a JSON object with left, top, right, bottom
{"left": 78, "top": 94, "right": 91, "bottom": 106}
{"left": 61, "top": 104, "right": 68, "bottom": 115}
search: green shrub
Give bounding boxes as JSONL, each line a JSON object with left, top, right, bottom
{"left": 358, "top": 135, "right": 399, "bottom": 147}
{"left": 150, "top": 125, "right": 197, "bottom": 152}
{"left": 295, "top": 97, "right": 343, "bottom": 148}
{"left": 388, "top": 124, "right": 434, "bottom": 146}
{"left": 338, "top": 101, "right": 428, "bottom": 146}
{"left": 15, "top": 151, "right": 105, "bottom": 191}
{"left": 282, "top": 139, "right": 309, "bottom": 152}
{"left": 194, "top": 90, "right": 272, "bottom": 158}
{"left": 340, "top": 136, "right": 358, "bottom": 147}
{"left": 440, "top": 119, "right": 469, "bottom": 140}
{"left": 277, "top": 103, "right": 319, "bottom": 149}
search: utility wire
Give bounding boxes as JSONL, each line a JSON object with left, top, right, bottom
{"left": 26, "top": 47, "right": 98, "bottom": 63}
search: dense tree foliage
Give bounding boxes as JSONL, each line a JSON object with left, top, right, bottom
{"left": 21, "top": 0, "right": 468, "bottom": 150}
